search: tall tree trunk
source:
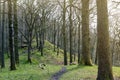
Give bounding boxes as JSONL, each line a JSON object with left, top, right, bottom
{"left": 13, "top": 0, "right": 19, "bottom": 64}
{"left": 1, "top": 1, "right": 5, "bottom": 68}
{"left": 38, "top": 24, "right": 43, "bottom": 56}
{"left": 0, "top": 0, "right": 1, "bottom": 66}
{"left": 57, "top": 24, "right": 60, "bottom": 56}
{"left": 40, "top": 9, "right": 45, "bottom": 56}
{"left": 63, "top": 0, "right": 67, "bottom": 65}
{"left": 82, "top": 0, "right": 92, "bottom": 65}
{"left": 8, "top": 0, "right": 16, "bottom": 70}
{"left": 96, "top": 0, "right": 114, "bottom": 80}
{"left": 27, "top": 30, "right": 32, "bottom": 63}
{"left": 73, "top": 30, "right": 76, "bottom": 62}
{"left": 78, "top": 18, "right": 81, "bottom": 64}
{"left": 20, "top": 13, "right": 24, "bottom": 48}
{"left": 69, "top": 0, "right": 73, "bottom": 64}
{"left": 5, "top": 10, "right": 9, "bottom": 57}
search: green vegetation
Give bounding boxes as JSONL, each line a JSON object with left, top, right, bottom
{"left": 0, "top": 64, "right": 62, "bottom": 80}
{"left": 0, "top": 41, "right": 120, "bottom": 80}
{"left": 60, "top": 65, "right": 120, "bottom": 80}
{"left": 0, "top": 41, "right": 63, "bottom": 80}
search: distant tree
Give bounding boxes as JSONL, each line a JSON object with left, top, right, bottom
{"left": 19, "top": 0, "right": 39, "bottom": 63}
{"left": 74, "top": 2, "right": 82, "bottom": 64}
{"left": 57, "top": 0, "right": 68, "bottom": 65}
{"left": 81, "top": 0, "right": 92, "bottom": 65}
{"left": 78, "top": 17, "right": 81, "bottom": 64}
{"left": 56, "top": 22, "right": 61, "bottom": 56}
{"left": 96, "top": 0, "right": 114, "bottom": 79}
{"left": 53, "top": 19, "right": 56, "bottom": 52}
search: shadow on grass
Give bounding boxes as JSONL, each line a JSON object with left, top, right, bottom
{"left": 66, "top": 65, "right": 86, "bottom": 73}
{"left": 50, "top": 65, "right": 87, "bottom": 80}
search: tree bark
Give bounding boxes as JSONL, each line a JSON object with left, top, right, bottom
{"left": 1, "top": 1, "right": 5, "bottom": 68}
{"left": 53, "top": 20, "right": 56, "bottom": 52}
{"left": 96, "top": 0, "right": 114, "bottom": 80}
{"left": 57, "top": 23, "right": 60, "bottom": 56}
{"left": 78, "top": 18, "right": 81, "bottom": 64}
{"left": 13, "top": 0, "right": 19, "bottom": 64}
{"left": 8, "top": 0, "right": 16, "bottom": 70}
{"left": 28, "top": 41, "right": 32, "bottom": 63}
{"left": 63, "top": 0, "right": 67, "bottom": 65}
{"left": 82, "top": 0, "right": 92, "bottom": 65}
{"left": 69, "top": 0, "right": 73, "bottom": 64}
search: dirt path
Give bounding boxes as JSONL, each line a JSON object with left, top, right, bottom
{"left": 50, "top": 67, "right": 67, "bottom": 80}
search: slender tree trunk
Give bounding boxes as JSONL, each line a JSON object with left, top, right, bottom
{"left": 73, "top": 32, "right": 76, "bottom": 62}
{"left": 0, "top": 0, "right": 1, "bottom": 66}
{"left": 5, "top": 10, "right": 9, "bottom": 57}
{"left": 28, "top": 41, "right": 32, "bottom": 63}
{"left": 13, "top": 0, "right": 19, "bottom": 64}
{"left": 41, "top": 30, "right": 44, "bottom": 56}
{"left": 63, "top": 0, "right": 67, "bottom": 65}
{"left": 40, "top": 40, "right": 43, "bottom": 56}
{"left": 96, "top": 0, "right": 114, "bottom": 80}
{"left": 40, "top": 31, "right": 43, "bottom": 56}
{"left": 8, "top": 0, "right": 16, "bottom": 70}
{"left": 82, "top": 0, "right": 92, "bottom": 65}
{"left": 78, "top": 19, "right": 81, "bottom": 64}
{"left": 69, "top": 0, "right": 73, "bottom": 64}
{"left": 35, "top": 23, "right": 39, "bottom": 49}
{"left": 1, "top": 1, "right": 5, "bottom": 68}
{"left": 40, "top": 9, "right": 45, "bottom": 56}
{"left": 53, "top": 20, "right": 56, "bottom": 52}
{"left": 57, "top": 24, "right": 60, "bottom": 56}
{"left": 27, "top": 29, "right": 32, "bottom": 63}
{"left": 35, "top": 31, "right": 39, "bottom": 48}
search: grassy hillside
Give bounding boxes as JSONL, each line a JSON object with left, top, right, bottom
{"left": 0, "top": 41, "right": 64, "bottom": 80}
{"left": 0, "top": 41, "right": 120, "bottom": 80}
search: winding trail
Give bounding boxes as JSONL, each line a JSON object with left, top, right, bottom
{"left": 50, "top": 67, "right": 67, "bottom": 80}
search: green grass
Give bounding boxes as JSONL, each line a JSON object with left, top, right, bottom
{"left": 0, "top": 64, "right": 62, "bottom": 80}
{"left": 0, "top": 40, "right": 64, "bottom": 80}
{"left": 0, "top": 40, "right": 120, "bottom": 80}
{"left": 113, "top": 67, "right": 120, "bottom": 77}
{"left": 60, "top": 65, "right": 120, "bottom": 80}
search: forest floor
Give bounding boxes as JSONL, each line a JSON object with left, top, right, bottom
{"left": 60, "top": 65, "right": 120, "bottom": 80}
{"left": 0, "top": 41, "right": 120, "bottom": 80}
{"left": 50, "top": 67, "right": 67, "bottom": 80}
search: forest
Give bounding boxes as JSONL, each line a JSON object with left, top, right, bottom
{"left": 0, "top": 0, "right": 120, "bottom": 80}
